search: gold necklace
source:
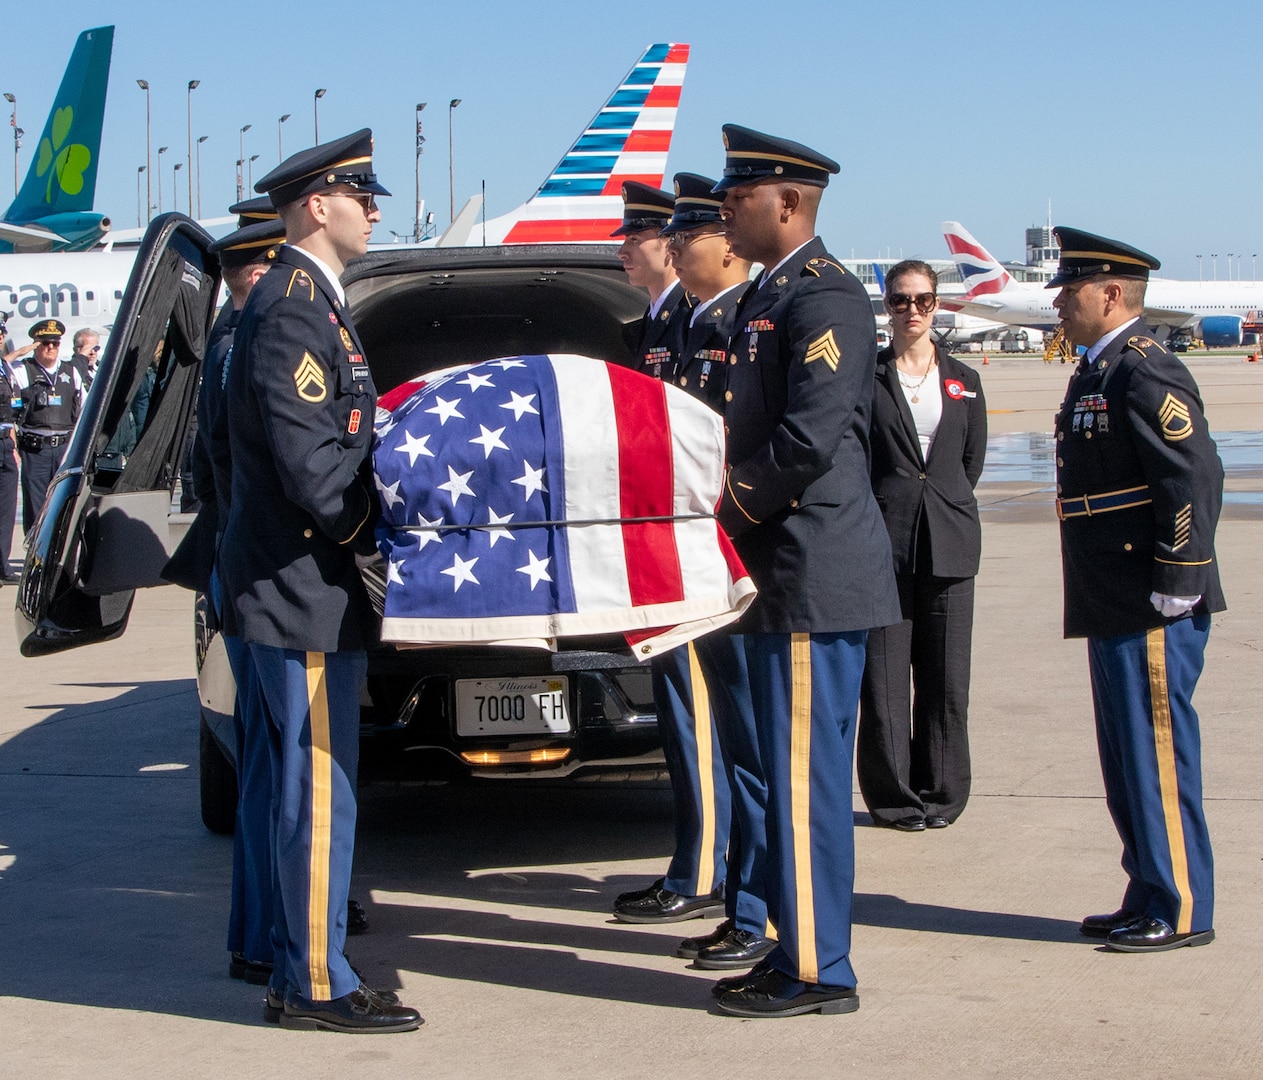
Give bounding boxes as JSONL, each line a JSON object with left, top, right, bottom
{"left": 897, "top": 359, "right": 936, "bottom": 404}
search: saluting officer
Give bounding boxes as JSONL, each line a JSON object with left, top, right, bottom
{"left": 221, "top": 130, "right": 420, "bottom": 1033}
{"left": 656, "top": 173, "right": 774, "bottom": 972}
{"left": 10, "top": 318, "right": 85, "bottom": 534}
{"left": 709, "top": 126, "right": 900, "bottom": 1017}
{"left": 611, "top": 178, "right": 729, "bottom": 932}
{"left": 1049, "top": 227, "right": 1224, "bottom": 952}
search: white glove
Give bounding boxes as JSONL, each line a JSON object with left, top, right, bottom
{"left": 1150, "top": 592, "right": 1200, "bottom": 618}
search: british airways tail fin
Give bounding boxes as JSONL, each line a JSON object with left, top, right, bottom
{"left": 942, "top": 220, "right": 1013, "bottom": 299}
{"left": 1, "top": 26, "right": 114, "bottom": 252}
{"left": 476, "top": 43, "right": 689, "bottom": 246}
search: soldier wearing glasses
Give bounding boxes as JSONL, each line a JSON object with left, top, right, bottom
{"left": 221, "top": 130, "right": 420, "bottom": 1033}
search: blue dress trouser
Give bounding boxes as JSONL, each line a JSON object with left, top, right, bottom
{"left": 652, "top": 642, "right": 731, "bottom": 898}
{"left": 250, "top": 644, "right": 366, "bottom": 1001}
{"left": 748, "top": 631, "right": 867, "bottom": 990}
{"left": 0, "top": 438, "right": 18, "bottom": 570}
{"left": 1087, "top": 614, "right": 1214, "bottom": 934}
{"left": 19, "top": 440, "right": 66, "bottom": 534}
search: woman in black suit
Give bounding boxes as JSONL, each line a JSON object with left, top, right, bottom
{"left": 859, "top": 260, "right": 987, "bottom": 831}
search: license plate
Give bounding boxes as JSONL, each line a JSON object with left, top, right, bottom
{"left": 455, "top": 676, "right": 571, "bottom": 737}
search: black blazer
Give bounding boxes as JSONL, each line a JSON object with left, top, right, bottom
{"left": 870, "top": 343, "right": 987, "bottom": 578}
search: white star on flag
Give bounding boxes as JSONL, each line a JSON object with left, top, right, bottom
{"left": 415, "top": 512, "right": 444, "bottom": 550}
{"left": 425, "top": 396, "right": 465, "bottom": 425}
{"left": 395, "top": 430, "right": 435, "bottom": 466}
{"left": 375, "top": 476, "right": 404, "bottom": 509}
{"left": 469, "top": 424, "right": 509, "bottom": 458}
{"left": 458, "top": 372, "right": 495, "bottom": 392}
{"left": 500, "top": 391, "right": 539, "bottom": 421}
{"left": 494, "top": 358, "right": 527, "bottom": 370}
{"left": 438, "top": 465, "right": 476, "bottom": 506}
{"left": 441, "top": 553, "right": 480, "bottom": 591}
{"left": 516, "top": 549, "right": 553, "bottom": 590}
{"left": 386, "top": 559, "right": 406, "bottom": 585}
{"left": 512, "top": 460, "right": 547, "bottom": 501}
{"left": 485, "top": 506, "right": 516, "bottom": 547}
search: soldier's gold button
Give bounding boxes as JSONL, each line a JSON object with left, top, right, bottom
{"left": 725, "top": 390, "right": 733, "bottom": 402}
{"left": 1058, "top": 432, "right": 1065, "bottom": 441}
{"left": 303, "top": 529, "right": 313, "bottom": 539}
{"left": 789, "top": 499, "right": 798, "bottom": 508}
{"left": 1124, "top": 543, "right": 1133, "bottom": 551}
{"left": 680, "top": 377, "right": 688, "bottom": 387}
{"left": 729, "top": 354, "right": 737, "bottom": 365}
{"left": 1085, "top": 431, "right": 1093, "bottom": 439}
{"left": 1056, "top": 457, "right": 1064, "bottom": 467}
{"left": 1100, "top": 361, "right": 1109, "bottom": 370}
{"left": 1056, "top": 484, "right": 1063, "bottom": 494}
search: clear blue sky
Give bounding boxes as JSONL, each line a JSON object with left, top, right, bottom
{"left": 6, "top": 0, "right": 1257, "bottom": 278}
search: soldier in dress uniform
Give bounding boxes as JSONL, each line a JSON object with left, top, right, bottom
{"left": 10, "top": 318, "right": 85, "bottom": 534}
{"left": 1049, "top": 227, "right": 1224, "bottom": 952}
{"left": 654, "top": 173, "right": 775, "bottom": 972}
{"left": 611, "top": 180, "right": 728, "bottom": 931}
{"left": 221, "top": 129, "right": 420, "bottom": 1033}
{"left": 707, "top": 125, "right": 900, "bottom": 1017}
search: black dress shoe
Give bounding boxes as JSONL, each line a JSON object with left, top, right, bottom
{"left": 266, "top": 981, "right": 401, "bottom": 1023}
{"left": 280, "top": 983, "right": 422, "bottom": 1033}
{"left": 229, "top": 952, "right": 274, "bottom": 985}
{"left": 1079, "top": 908, "right": 1143, "bottom": 939}
{"left": 1105, "top": 917, "right": 1215, "bottom": 952}
{"left": 347, "top": 898, "right": 369, "bottom": 935}
{"left": 924, "top": 815, "right": 950, "bottom": 829}
{"left": 612, "top": 881, "right": 724, "bottom": 923}
{"left": 716, "top": 967, "right": 859, "bottom": 1018}
{"left": 883, "top": 815, "right": 926, "bottom": 832}
{"left": 615, "top": 878, "right": 664, "bottom": 905}
{"left": 694, "top": 928, "right": 777, "bottom": 970}
{"left": 710, "top": 958, "right": 775, "bottom": 999}
{"left": 677, "top": 918, "right": 734, "bottom": 960}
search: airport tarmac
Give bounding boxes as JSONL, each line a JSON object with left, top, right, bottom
{"left": 1, "top": 358, "right": 1260, "bottom": 1079}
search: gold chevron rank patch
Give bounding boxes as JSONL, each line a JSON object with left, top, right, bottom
{"left": 1157, "top": 392, "right": 1193, "bottom": 441}
{"left": 293, "top": 352, "right": 327, "bottom": 402}
{"left": 1173, "top": 503, "right": 1192, "bottom": 550}
{"left": 804, "top": 329, "right": 840, "bottom": 371}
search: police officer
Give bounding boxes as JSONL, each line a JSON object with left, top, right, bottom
{"left": 708, "top": 126, "right": 900, "bottom": 1017}
{"left": 610, "top": 179, "right": 729, "bottom": 929}
{"left": 1049, "top": 227, "right": 1224, "bottom": 952}
{"left": 656, "top": 173, "right": 774, "bottom": 972}
{"left": 222, "top": 130, "right": 420, "bottom": 1032}
{"left": 11, "top": 319, "right": 85, "bottom": 533}
{"left": 0, "top": 349, "right": 19, "bottom": 581}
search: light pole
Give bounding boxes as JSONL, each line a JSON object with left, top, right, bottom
{"left": 157, "top": 145, "right": 168, "bottom": 213}
{"left": 186, "top": 79, "right": 199, "bottom": 216}
{"left": 237, "top": 123, "right": 251, "bottom": 199}
{"left": 137, "top": 80, "right": 152, "bottom": 221}
{"left": 196, "top": 135, "right": 207, "bottom": 218}
{"left": 314, "top": 88, "right": 326, "bottom": 142}
{"left": 173, "top": 161, "right": 183, "bottom": 213}
{"left": 414, "top": 102, "right": 427, "bottom": 242}
{"left": 136, "top": 165, "right": 146, "bottom": 227}
{"left": 1227, "top": 252, "right": 1234, "bottom": 281}
{"left": 2, "top": 93, "right": 16, "bottom": 197}
{"left": 448, "top": 98, "right": 461, "bottom": 224}
{"left": 248, "top": 154, "right": 259, "bottom": 191}
{"left": 1196, "top": 254, "right": 1202, "bottom": 282}
{"left": 277, "top": 113, "right": 290, "bottom": 162}
{"left": 1211, "top": 254, "right": 1218, "bottom": 280}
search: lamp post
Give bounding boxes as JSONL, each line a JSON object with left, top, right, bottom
{"left": 157, "top": 145, "right": 168, "bottom": 213}
{"left": 1211, "top": 254, "right": 1218, "bottom": 280}
{"left": 277, "top": 113, "right": 290, "bottom": 162}
{"left": 1196, "top": 254, "right": 1202, "bottom": 282}
{"left": 249, "top": 154, "right": 259, "bottom": 191}
{"left": 186, "top": 79, "right": 199, "bottom": 216}
{"left": 1227, "top": 252, "right": 1234, "bottom": 281}
{"left": 314, "top": 88, "right": 326, "bottom": 142}
{"left": 136, "top": 165, "right": 146, "bottom": 228}
{"left": 448, "top": 98, "right": 461, "bottom": 224}
{"left": 237, "top": 123, "right": 251, "bottom": 200}
{"left": 137, "top": 80, "right": 152, "bottom": 221}
{"left": 2, "top": 93, "right": 16, "bottom": 197}
{"left": 173, "top": 162, "right": 183, "bottom": 213}
{"left": 414, "top": 102, "right": 427, "bottom": 242}
{"left": 196, "top": 135, "right": 207, "bottom": 218}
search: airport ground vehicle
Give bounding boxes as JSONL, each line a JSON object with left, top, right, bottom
{"left": 14, "top": 215, "right": 664, "bottom": 833}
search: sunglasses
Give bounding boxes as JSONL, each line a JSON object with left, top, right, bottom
{"left": 886, "top": 292, "right": 937, "bottom": 314}
{"left": 666, "top": 228, "right": 724, "bottom": 249}
{"left": 311, "top": 190, "right": 378, "bottom": 214}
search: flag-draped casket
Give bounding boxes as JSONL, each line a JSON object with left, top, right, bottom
{"left": 372, "top": 353, "right": 754, "bottom": 656}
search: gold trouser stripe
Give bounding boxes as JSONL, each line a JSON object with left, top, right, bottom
{"left": 305, "top": 652, "right": 334, "bottom": 998}
{"left": 686, "top": 643, "right": 717, "bottom": 896}
{"left": 1146, "top": 628, "right": 1194, "bottom": 935}
{"left": 789, "top": 633, "right": 817, "bottom": 983}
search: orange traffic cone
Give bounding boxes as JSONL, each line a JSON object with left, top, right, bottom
{"left": 982, "top": 354, "right": 989, "bottom": 365}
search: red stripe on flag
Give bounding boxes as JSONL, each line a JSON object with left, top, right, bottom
{"left": 644, "top": 84, "right": 681, "bottom": 108}
{"left": 502, "top": 218, "right": 622, "bottom": 243}
{"left": 666, "top": 44, "right": 690, "bottom": 63}
{"left": 607, "top": 364, "right": 684, "bottom": 606}
{"left": 624, "top": 129, "right": 673, "bottom": 153}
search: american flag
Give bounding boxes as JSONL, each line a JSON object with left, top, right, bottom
{"left": 372, "top": 353, "right": 754, "bottom": 656}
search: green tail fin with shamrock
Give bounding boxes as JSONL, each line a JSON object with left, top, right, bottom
{"left": 5, "top": 25, "right": 113, "bottom": 226}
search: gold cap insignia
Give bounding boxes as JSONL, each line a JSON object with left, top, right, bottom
{"left": 775, "top": 275, "right": 788, "bottom": 287}
{"left": 326, "top": 172, "right": 336, "bottom": 183}
{"left": 1158, "top": 392, "right": 1193, "bottom": 441}
{"left": 293, "top": 352, "right": 327, "bottom": 402}
{"left": 804, "top": 329, "right": 841, "bottom": 371}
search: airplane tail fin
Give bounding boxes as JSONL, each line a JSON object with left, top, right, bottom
{"left": 872, "top": 262, "right": 886, "bottom": 294}
{"left": 484, "top": 43, "right": 689, "bottom": 245}
{"left": 942, "top": 220, "right": 1013, "bottom": 299}
{"left": 5, "top": 26, "right": 113, "bottom": 225}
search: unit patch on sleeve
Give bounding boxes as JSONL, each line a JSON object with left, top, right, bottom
{"left": 1158, "top": 392, "right": 1193, "bottom": 441}
{"left": 803, "top": 329, "right": 840, "bottom": 371}
{"left": 293, "top": 352, "right": 328, "bottom": 402}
